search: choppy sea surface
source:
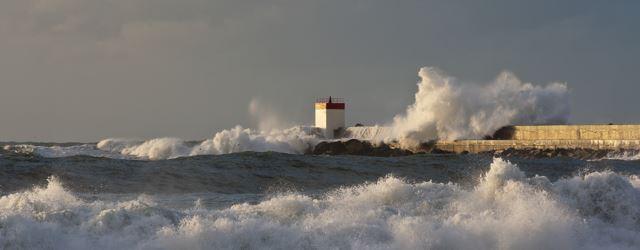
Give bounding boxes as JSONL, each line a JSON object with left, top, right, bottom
{"left": 2, "top": 142, "right": 640, "bottom": 249}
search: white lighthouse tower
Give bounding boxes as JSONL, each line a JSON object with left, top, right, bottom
{"left": 315, "top": 97, "right": 345, "bottom": 138}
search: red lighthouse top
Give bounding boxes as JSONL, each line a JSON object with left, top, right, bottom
{"left": 315, "top": 96, "right": 345, "bottom": 109}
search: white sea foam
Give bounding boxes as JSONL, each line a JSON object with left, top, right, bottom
{"left": 192, "top": 126, "right": 321, "bottom": 155}
{"left": 1, "top": 158, "right": 639, "bottom": 249}
{"left": 344, "top": 126, "right": 393, "bottom": 142}
{"left": 391, "top": 67, "right": 569, "bottom": 148}
{"left": 110, "top": 137, "right": 192, "bottom": 160}
{"left": 4, "top": 126, "right": 321, "bottom": 160}
{"left": 95, "top": 126, "right": 321, "bottom": 160}
{"left": 3, "top": 144, "right": 132, "bottom": 159}
{"left": 598, "top": 151, "right": 640, "bottom": 161}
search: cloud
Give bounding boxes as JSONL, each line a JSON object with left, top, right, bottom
{"left": 1, "top": 0, "right": 269, "bottom": 37}
{"left": 0, "top": 0, "right": 287, "bottom": 67}
{"left": 0, "top": 0, "right": 637, "bottom": 141}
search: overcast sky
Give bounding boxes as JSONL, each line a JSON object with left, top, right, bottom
{"left": 1, "top": 0, "right": 638, "bottom": 142}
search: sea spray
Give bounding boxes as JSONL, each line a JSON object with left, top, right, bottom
{"left": 193, "top": 126, "right": 320, "bottom": 155}
{"left": 248, "top": 98, "right": 294, "bottom": 132}
{"left": 95, "top": 126, "right": 320, "bottom": 160}
{"left": 4, "top": 143, "right": 132, "bottom": 159}
{"left": 3, "top": 126, "right": 320, "bottom": 160}
{"left": 391, "top": 67, "right": 570, "bottom": 148}
{"left": 599, "top": 150, "right": 640, "bottom": 161}
{"left": 2, "top": 158, "right": 640, "bottom": 249}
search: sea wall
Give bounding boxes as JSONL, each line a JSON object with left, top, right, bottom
{"left": 493, "top": 125, "right": 640, "bottom": 140}
{"left": 332, "top": 124, "right": 640, "bottom": 154}
{"left": 434, "top": 124, "right": 640, "bottom": 153}
{"left": 434, "top": 139, "right": 640, "bottom": 154}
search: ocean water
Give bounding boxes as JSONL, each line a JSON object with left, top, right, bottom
{"left": 1, "top": 143, "right": 640, "bottom": 249}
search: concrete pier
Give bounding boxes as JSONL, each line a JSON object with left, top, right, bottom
{"left": 434, "top": 139, "right": 640, "bottom": 153}
{"left": 433, "top": 125, "right": 640, "bottom": 153}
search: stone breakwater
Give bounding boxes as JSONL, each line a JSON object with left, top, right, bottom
{"left": 308, "top": 139, "right": 640, "bottom": 159}
{"left": 434, "top": 124, "right": 640, "bottom": 154}
{"left": 432, "top": 139, "right": 640, "bottom": 154}
{"left": 308, "top": 139, "right": 413, "bottom": 157}
{"left": 310, "top": 125, "right": 640, "bottom": 158}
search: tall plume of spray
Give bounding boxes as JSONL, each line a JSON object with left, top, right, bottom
{"left": 391, "top": 67, "right": 570, "bottom": 147}
{"left": 248, "top": 98, "right": 292, "bottom": 132}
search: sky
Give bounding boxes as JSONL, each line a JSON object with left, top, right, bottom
{"left": 0, "top": 0, "right": 638, "bottom": 142}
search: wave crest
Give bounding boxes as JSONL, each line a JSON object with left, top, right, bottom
{"left": 2, "top": 126, "right": 321, "bottom": 160}
{"left": 2, "top": 158, "right": 640, "bottom": 249}
{"left": 193, "top": 126, "right": 320, "bottom": 155}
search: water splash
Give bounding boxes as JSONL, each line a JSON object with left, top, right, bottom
{"left": 391, "top": 67, "right": 569, "bottom": 148}
{"left": 598, "top": 150, "right": 640, "bottom": 161}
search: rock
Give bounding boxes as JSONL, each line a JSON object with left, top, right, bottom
{"left": 429, "top": 148, "right": 453, "bottom": 154}
{"left": 310, "top": 139, "right": 638, "bottom": 159}
{"left": 310, "top": 139, "right": 413, "bottom": 157}
{"left": 312, "top": 141, "right": 347, "bottom": 155}
{"left": 492, "top": 147, "right": 632, "bottom": 160}
{"left": 344, "top": 139, "right": 373, "bottom": 154}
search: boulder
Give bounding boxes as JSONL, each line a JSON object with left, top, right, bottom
{"left": 310, "top": 139, "right": 414, "bottom": 157}
{"left": 312, "top": 141, "right": 347, "bottom": 155}
{"left": 344, "top": 139, "right": 373, "bottom": 154}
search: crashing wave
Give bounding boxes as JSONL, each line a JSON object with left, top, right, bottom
{"left": 391, "top": 67, "right": 569, "bottom": 148}
{"left": 100, "top": 126, "right": 320, "bottom": 160}
{"left": 1, "top": 158, "right": 639, "bottom": 249}
{"left": 3, "top": 144, "right": 132, "bottom": 159}
{"left": 344, "top": 126, "right": 393, "bottom": 142}
{"left": 4, "top": 126, "right": 322, "bottom": 160}
{"left": 191, "top": 126, "right": 321, "bottom": 155}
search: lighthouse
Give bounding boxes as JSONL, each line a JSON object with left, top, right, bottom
{"left": 315, "top": 97, "right": 345, "bottom": 138}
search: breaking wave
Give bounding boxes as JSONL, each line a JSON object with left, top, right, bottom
{"left": 1, "top": 158, "right": 639, "bottom": 249}
{"left": 2, "top": 143, "right": 131, "bottom": 159}
{"left": 344, "top": 126, "right": 393, "bottom": 142}
{"left": 104, "top": 126, "right": 320, "bottom": 160}
{"left": 391, "top": 67, "right": 570, "bottom": 147}
{"left": 4, "top": 126, "right": 320, "bottom": 160}
{"left": 97, "top": 126, "right": 318, "bottom": 160}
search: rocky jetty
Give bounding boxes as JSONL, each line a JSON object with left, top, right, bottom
{"left": 308, "top": 139, "right": 635, "bottom": 160}
{"left": 492, "top": 148, "right": 632, "bottom": 160}
{"left": 309, "top": 139, "right": 413, "bottom": 157}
